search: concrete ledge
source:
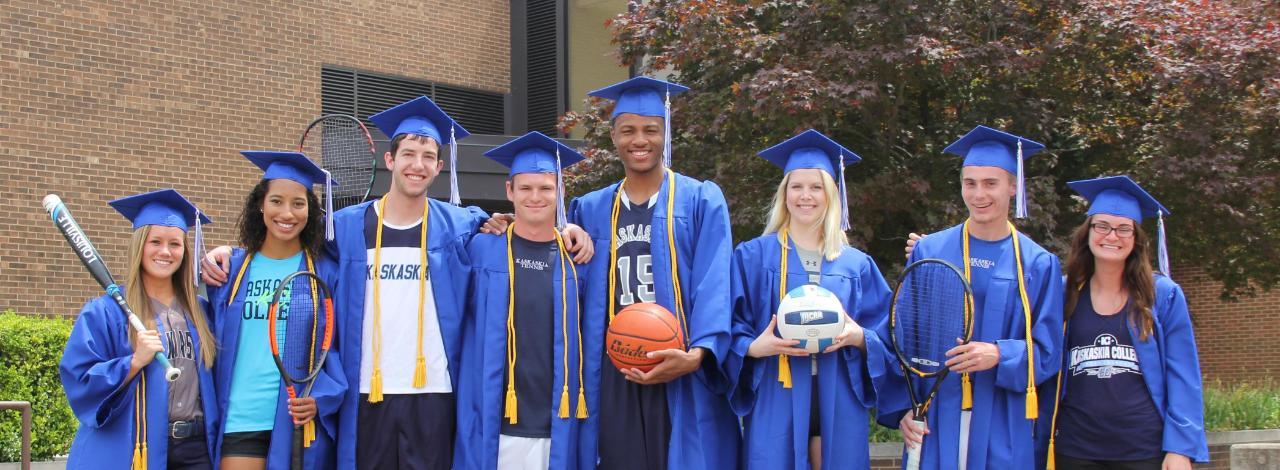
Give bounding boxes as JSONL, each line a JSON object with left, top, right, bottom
{"left": 1230, "top": 443, "right": 1280, "bottom": 470}
{"left": 1208, "top": 428, "right": 1280, "bottom": 445}
{"left": 0, "top": 457, "right": 66, "bottom": 470}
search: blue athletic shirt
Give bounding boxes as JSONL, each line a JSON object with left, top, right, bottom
{"left": 224, "top": 251, "right": 304, "bottom": 433}
{"left": 1055, "top": 287, "right": 1163, "bottom": 460}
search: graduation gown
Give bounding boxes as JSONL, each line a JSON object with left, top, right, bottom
{"left": 726, "top": 235, "right": 894, "bottom": 470}
{"left": 59, "top": 294, "right": 221, "bottom": 470}
{"left": 328, "top": 199, "right": 489, "bottom": 469}
{"left": 1035, "top": 274, "right": 1209, "bottom": 467}
{"left": 876, "top": 223, "right": 1065, "bottom": 470}
{"left": 568, "top": 172, "right": 741, "bottom": 470}
{"left": 207, "top": 248, "right": 347, "bottom": 470}
{"left": 454, "top": 232, "right": 586, "bottom": 470}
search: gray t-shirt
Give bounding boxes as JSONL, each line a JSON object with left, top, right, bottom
{"left": 152, "top": 298, "right": 203, "bottom": 422}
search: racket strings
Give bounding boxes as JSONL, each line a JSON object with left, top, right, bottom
{"left": 895, "top": 263, "right": 968, "bottom": 375}
{"left": 277, "top": 276, "right": 322, "bottom": 383}
{"left": 305, "top": 118, "right": 373, "bottom": 208}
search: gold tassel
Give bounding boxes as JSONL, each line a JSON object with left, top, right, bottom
{"left": 132, "top": 444, "right": 143, "bottom": 470}
{"left": 1025, "top": 386, "right": 1039, "bottom": 419}
{"left": 558, "top": 388, "right": 570, "bottom": 419}
{"left": 412, "top": 355, "right": 427, "bottom": 388}
{"left": 303, "top": 421, "right": 315, "bottom": 448}
{"left": 576, "top": 388, "right": 589, "bottom": 419}
{"left": 961, "top": 373, "right": 973, "bottom": 409}
{"left": 778, "top": 355, "right": 793, "bottom": 389}
{"left": 1046, "top": 440, "right": 1056, "bottom": 470}
{"left": 504, "top": 387, "right": 518, "bottom": 424}
{"left": 368, "top": 369, "right": 384, "bottom": 403}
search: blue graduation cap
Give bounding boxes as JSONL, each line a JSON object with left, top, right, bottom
{"left": 241, "top": 150, "right": 337, "bottom": 241}
{"left": 944, "top": 125, "right": 1047, "bottom": 219}
{"left": 588, "top": 77, "right": 690, "bottom": 168}
{"left": 484, "top": 131, "right": 586, "bottom": 229}
{"left": 1068, "top": 175, "right": 1172, "bottom": 276}
{"left": 369, "top": 96, "right": 471, "bottom": 206}
{"left": 757, "top": 129, "right": 862, "bottom": 230}
{"left": 109, "top": 188, "right": 212, "bottom": 287}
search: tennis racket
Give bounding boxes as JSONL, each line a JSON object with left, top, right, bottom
{"left": 889, "top": 258, "right": 974, "bottom": 470}
{"left": 42, "top": 194, "right": 181, "bottom": 381}
{"left": 267, "top": 270, "right": 335, "bottom": 470}
{"left": 299, "top": 114, "right": 377, "bottom": 210}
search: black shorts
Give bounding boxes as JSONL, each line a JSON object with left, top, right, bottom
{"left": 220, "top": 430, "right": 271, "bottom": 459}
{"left": 356, "top": 393, "right": 456, "bottom": 470}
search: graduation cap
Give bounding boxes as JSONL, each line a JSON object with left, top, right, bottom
{"left": 757, "top": 129, "right": 863, "bottom": 230}
{"left": 241, "top": 150, "right": 338, "bottom": 241}
{"left": 484, "top": 131, "right": 586, "bottom": 229}
{"left": 369, "top": 96, "right": 471, "bottom": 206}
{"left": 944, "top": 125, "right": 1046, "bottom": 219}
{"left": 588, "top": 77, "right": 690, "bottom": 168}
{"left": 109, "top": 188, "right": 213, "bottom": 287}
{"left": 1067, "top": 175, "right": 1172, "bottom": 276}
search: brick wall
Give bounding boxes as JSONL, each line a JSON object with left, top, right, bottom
{"left": 0, "top": 1, "right": 509, "bottom": 317}
{"left": 1174, "top": 266, "right": 1280, "bottom": 384}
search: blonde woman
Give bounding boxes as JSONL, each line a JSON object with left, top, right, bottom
{"left": 728, "top": 130, "right": 893, "bottom": 469}
{"left": 60, "top": 189, "right": 219, "bottom": 469}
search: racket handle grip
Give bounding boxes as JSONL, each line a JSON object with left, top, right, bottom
{"left": 293, "top": 424, "right": 304, "bottom": 470}
{"left": 905, "top": 418, "right": 925, "bottom": 470}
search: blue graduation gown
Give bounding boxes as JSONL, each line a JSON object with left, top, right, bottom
{"left": 206, "top": 248, "right": 347, "bottom": 470}
{"left": 59, "top": 294, "right": 221, "bottom": 470}
{"left": 727, "top": 235, "right": 894, "bottom": 470}
{"left": 454, "top": 232, "right": 586, "bottom": 470}
{"left": 568, "top": 172, "right": 741, "bottom": 470}
{"left": 1035, "top": 274, "right": 1209, "bottom": 467}
{"left": 328, "top": 199, "right": 489, "bottom": 469}
{"left": 876, "top": 223, "right": 1065, "bottom": 470}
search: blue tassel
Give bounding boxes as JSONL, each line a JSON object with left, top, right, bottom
{"left": 449, "top": 126, "right": 461, "bottom": 206}
{"left": 193, "top": 209, "right": 205, "bottom": 286}
{"left": 663, "top": 89, "right": 673, "bottom": 169}
{"left": 555, "top": 147, "right": 567, "bottom": 230}
{"left": 323, "top": 169, "right": 335, "bottom": 241}
{"left": 1158, "top": 212, "right": 1171, "bottom": 278}
{"left": 838, "top": 152, "right": 850, "bottom": 231}
{"left": 1015, "top": 140, "right": 1028, "bottom": 219}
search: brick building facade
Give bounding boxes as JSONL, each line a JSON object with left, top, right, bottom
{"left": 1, "top": 0, "right": 509, "bottom": 317}
{"left": 2, "top": 1, "right": 1276, "bottom": 387}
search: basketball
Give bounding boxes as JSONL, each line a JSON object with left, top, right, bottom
{"left": 776, "top": 284, "right": 847, "bottom": 353}
{"left": 606, "top": 302, "right": 685, "bottom": 372}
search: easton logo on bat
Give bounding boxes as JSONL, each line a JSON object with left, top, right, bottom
{"left": 55, "top": 211, "right": 99, "bottom": 264}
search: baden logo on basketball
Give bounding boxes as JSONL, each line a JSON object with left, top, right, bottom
{"left": 605, "top": 302, "right": 685, "bottom": 372}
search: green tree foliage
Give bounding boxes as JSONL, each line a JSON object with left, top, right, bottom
{"left": 563, "top": 0, "right": 1279, "bottom": 295}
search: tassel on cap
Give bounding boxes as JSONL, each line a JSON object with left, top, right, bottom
{"left": 555, "top": 147, "right": 567, "bottom": 230}
{"left": 838, "top": 152, "right": 850, "bottom": 231}
{"left": 323, "top": 169, "right": 335, "bottom": 241}
{"left": 1158, "top": 212, "right": 1171, "bottom": 277}
{"left": 1015, "top": 140, "right": 1028, "bottom": 219}
{"left": 449, "top": 126, "right": 461, "bottom": 206}
{"left": 193, "top": 208, "right": 205, "bottom": 287}
{"left": 662, "top": 89, "right": 673, "bottom": 169}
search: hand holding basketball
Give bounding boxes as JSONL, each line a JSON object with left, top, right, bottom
{"left": 622, "top": 347, "right": 705, "bottom": 385}
{"left": 747, "top": 315, "right": 808, "bottom": 358}
{"left": 606, "top": 303, "right": 685, "bottom": 373}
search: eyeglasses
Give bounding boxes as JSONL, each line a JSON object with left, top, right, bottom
{"left": 1090, "top": 222, "right": 1135, "bottom": 238}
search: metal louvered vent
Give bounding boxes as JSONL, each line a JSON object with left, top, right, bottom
{"left": 525, "top": 0, "right": 561, "bottom": 135}
{"left": 320, "top": 66, "right": 504, "bottom": 137}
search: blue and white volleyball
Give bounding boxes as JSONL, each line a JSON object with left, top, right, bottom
{"left": 776, "top": 284, "right": 847, "bottom": 353}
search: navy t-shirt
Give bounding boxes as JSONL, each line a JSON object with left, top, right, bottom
{"left": 1055, "top": 287, "right": 1164, "bottom": 460}
{"left": 501, "top": 234, "right": 558, "bottom": 438}
{"left": 598, "top": 196, "right": 672, "bottom": 470}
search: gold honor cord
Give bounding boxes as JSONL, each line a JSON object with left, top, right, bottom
{"left": 960, "top": 220, "right": 1038, "bottom": 419}
{"left": 776, "top": 229, "right": 793, "bottom": 389}
{"left": 368, "top": 197, "right": 430, "bottom": 402}
{"left": 502, "top": 223, "right": 589, "bottom": 424}
{"left": 132, "top": 370, "right": 147, "bottom": 470}
{"left": 1044, "top": 283, "right": 1082, "bottom": 469}
{"left": 606, "top": 169, "right": 691, "bottom": 346}
{"left": 227, "top": 250, "right": 320, "bottom": 443}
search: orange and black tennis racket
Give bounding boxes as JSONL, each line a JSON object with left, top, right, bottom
{"left": 268, "top": 270, "right": 335, "bottom": 470}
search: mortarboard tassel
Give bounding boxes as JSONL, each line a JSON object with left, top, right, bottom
{"left": 555, "top": 147, "right": 567, "bottom": 230}
{"left": 449, "top": 126, "right": 461, "bottom": 206}
{"left": 1158, "top": 212, "right": 1171, "bottom": 278}
{"left": 1015, "top": 140, "right": 1027, "bottom": 219}
{"left": 662, "top": 89, "right": 673, "bottom": 169}
{"left": 323, "top": 169, "right": 335, "bottom": 241}
{"left": 838, "top": 152, "right": 850, "bottom": 231}
{"left": 193, "top": 208, "right": 205, "bottom": 288}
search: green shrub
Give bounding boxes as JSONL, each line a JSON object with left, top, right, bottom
{"left": 0, "top": 310, "right": 76, "bottom": 461}
{"left": 1203, "top": 380, "right": 1280, "bottom": 432}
